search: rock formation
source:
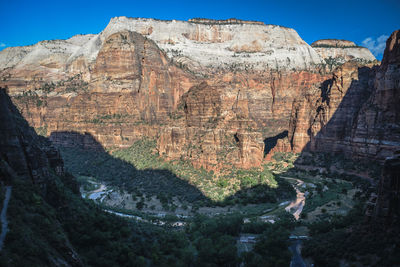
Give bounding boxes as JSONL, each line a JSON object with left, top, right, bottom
{"left": 311, "top": 39, "right": 376, "bottom": 67}
{"left": 0, "top": 88, "right": 65, "bottom": 186}
{"left": 0, "top": 17, "right": 379, "bottom": 170}
{"left": 158, "top": 82, "right": 265, "bottom": 170}
{"left": 188, "top": 18, "right": 265, "bottom": 25}
{"left": 373, "top": 151, "right": 400, "bottom": 222}
{"left": 282, "top": 30, "right": 400, "bottom": 162}
{"left": 0, "top": 87, "right": 82, "bottom": 266}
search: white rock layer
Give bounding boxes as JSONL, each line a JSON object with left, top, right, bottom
{"left": 0, "top": 17, "right": 377, "bottom": 74}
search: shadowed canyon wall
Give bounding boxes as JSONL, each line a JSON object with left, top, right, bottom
{"left": 282, "top": 30, "right": 400, "bottom": 162}
{"left": 1, "top": 17, "right": 393, "bottom": 171}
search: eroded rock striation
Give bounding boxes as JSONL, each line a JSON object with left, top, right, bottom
{"left": 0, "top": 88, "right": 65, "bottom": 186}
{"left": 282, "top": 30, "right": 400, "bottom": 162}
{"left": 373, "top": 151, "right": 400, "bottom": 222}
{"left": 0, "top": 87, "right": 82, "bottom": 266}
{"left": 0, "top": 17, "right": 381, "bottom": 170}
{"left": 158, "top": 82, "right": 265, "bottom": 170}
{"left": 311, "top": 39, "right": 376, "bottom": 67}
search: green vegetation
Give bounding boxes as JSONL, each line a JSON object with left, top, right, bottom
{"left": 14, "top": 90, "right": 46, "bottom": 108}
{"left": 0, "top": 172, "right": 297, "bottom": 267}
{"left": 0, "top": 174, "right": 197, "bottom": 266}
{"left": 241, "top": 212, "right": 296, "bottom": 266}
{"left": 58, "top": 74, "right": 89, "bottom": 93}
{"left": 296, "top": 151, "right": 382, "bottom": 180}
{"left": 86, "top": 113, "right": 135, "bottom": 124}
{"left": 324, "top": 56, "right": 343, "bottom": 70}
{"left": 303, "top": 204, "right": 400, "bottom": 267}
{"left": 221, "top": 169, "right": 294, "bottom": 205}
{"left": 60, "top": 138, "right": 295, "bottom": 207}
{"left": 5, "top": 140, "right": 387, "bottom": 266}
{"left": 302, "top": 179, "right": 353, "bottom": 214}
{"left": 34, "top": 125, "right": 48, "bottom": 137}
{"left": 39, "top": 82, "right": 56, "bottom": 93}
{"left": 263, "top": 152, "right": 299, "bottom": 173}
{"left": 312, "top": 44, "right": 358, "bottom": 48}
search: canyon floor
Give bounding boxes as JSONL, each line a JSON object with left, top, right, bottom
{"left": 72, "top": 138, "right": 364, "bottom": 266}
{"left": 0, "top": 14, "right": 398, "bottom": 267}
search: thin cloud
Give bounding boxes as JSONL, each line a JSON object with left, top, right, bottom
{"left": 362, "top": 35, "right": 389, "bottom": 58}
{"left": 0, "top": 43, "right": 6, "bottom": 48}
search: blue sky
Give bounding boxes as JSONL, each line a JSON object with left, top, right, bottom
{"left": 0, "top": 0, "right": 399, "bottom": 59}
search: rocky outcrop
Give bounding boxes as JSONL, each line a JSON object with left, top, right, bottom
{"left": 0, "top": 87, "right": 82, "bottom": 266}
{"left": 158, "top": 82, "right": 265, "bottom": 170}
{"left": 8, "top": 30, "right": 195, "bottom": 149}
{"left": 0, "top": 17, "right": 379, "bottom": 170}
{"left": 373, "top": 151, "right": 400, "bottom": 222}
{"left": 0, "top": 16, "right": 323, "bottom": 92}
{"left": 0, "top": 35, "right": 96, "bottom": 95}
{"left": 289, "top": 61, "right": 377, "bottom": 153}
{"left": 280, "top": 30, "right": 400, "bottom": 162}
{"left": 188, "top": 18, "right": 265, "bottom": 25}
{"left": 311, "top": 39, "right": 358, "bottom": 48}
{"left": 311, "top": 39, "right": 376, "bottom": 67}
{"left": 99, "top": 17, "right": 322, "bottom": 73}
{"left": 0, "top": 88, "right": 65, "bottom": 186}
{"left": 157, "top": 69, "right": 328, "bottom": 170}
{"left": 349, "top": 30, "right": 400, "bottom": 160}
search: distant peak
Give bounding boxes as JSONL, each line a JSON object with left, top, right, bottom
{"left": 107, "top": 16, "right": 265, "bottom": 26}
{"left": 311, "top": 39, "right": 357, "bottom": 48}
{"left": 381, "top": 30, "right": 400, "bottom": 69}
{"left": 188, "top": 18, "right": 265, "bottom": 25}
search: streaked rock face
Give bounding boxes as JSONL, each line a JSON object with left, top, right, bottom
{"left": 282, "top": 30, "right": 400, "bottom": 162}
{"left": 350, "top": 30, "right": 400, "bottom": 160}
{"left": 0, "top": 88, "right": 65, "bottom": 186}
{"left": 311, "top": 39, "right": 357, "bottom": 47}
{"left": 0, "top": 35, "right": 96, "bottom": 94}
{"left": 158, "top": 82, "right": 265, "bottom": 170}
{"left": 8, "top": 30, "right": 196, "bottom": 149}
{"left": 311, "top": 39, "right": 376, "bottom": 67}
{"left": 98, "top": 17, "right": 324, "bottom": 73}
{"left": 373, "top": 151, "right": 400, "bottom": 222}
{"left": 0, "top": 17, "right": 384, "bottom": 170}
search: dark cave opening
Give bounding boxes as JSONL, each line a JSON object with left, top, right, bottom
{"left": 264, "top": 130, "right": 288, "bottom": 156}
{"left": 234, "top": 133, "right": 240, "bottom": 143}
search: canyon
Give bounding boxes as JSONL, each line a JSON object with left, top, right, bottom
{"left": 284, "top": 30, "right": 400, "bottom": 162}
{"left": 1, "top": 17, "right": 390, "bottom": 171}
{"left": 0, "top": 16, "right": 399, "bottom": 267}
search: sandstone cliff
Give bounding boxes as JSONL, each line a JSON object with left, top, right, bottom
{"left": 0, "top": 88, "right": 65, "bottom": 186}
{"left": 311, "top": 39, "right": 376, "bottom": 68}
{"left": 0, "top": 17, "right": 379, "bottom": 170}
{"left": 83, "top": 16, "right": 324, "bottom": 74}
{"left": 0, "top": 16, "right": 325, "bottom": 96}
{"left": 0, "top": 88, "right": 82, "bottom": 266}
{"left": 158, "top": 82, "right": 265, "bottom": 170}
{"left": 281, "top": 30, "right": 400, "bottom": 162}
{"left": 373, "top": 150, "right": 400, "bottom": 222}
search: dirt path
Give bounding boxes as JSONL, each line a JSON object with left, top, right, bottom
{"left": 83, "top": 183, "right": 185, "bottom": 226}
{"left": 0, "top": 186, "right": 12, "bottom": 251}
{"left": 281, "top": 177, "right": 305, "bottom": 220}
{"left": 87, "top": 184, "right": 107, "bottom": 200}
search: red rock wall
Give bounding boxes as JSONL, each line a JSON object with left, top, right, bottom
{"left": 7, "top": 28, "right": 393, "bottom": 170}
{"left": 3, "top": 29, "right": 331, "bottom": 170}
{"left": 281, "top": 30, "right": 400, "bottom": 162}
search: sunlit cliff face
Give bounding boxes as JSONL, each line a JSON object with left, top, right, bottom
{"left": 0, "top": 17, "right": 385, "bottom": 171}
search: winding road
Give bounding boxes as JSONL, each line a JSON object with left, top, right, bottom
{"left": 289, "top": 240, "right": 307, "bottom": 267}
{"left": 82, "top": 182, "right": 185, "bottom": 227}
{"left": 281, "top": 177, "right": 308, "bottom": 266}
{"left": 87, "top": 184, "right": 107, "bottom": 200}
{"left": 0, "top": 186, "right": 12, "bottom": 251}
{"left": 281, "top": 177, "right": 305, "bottom": 220}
